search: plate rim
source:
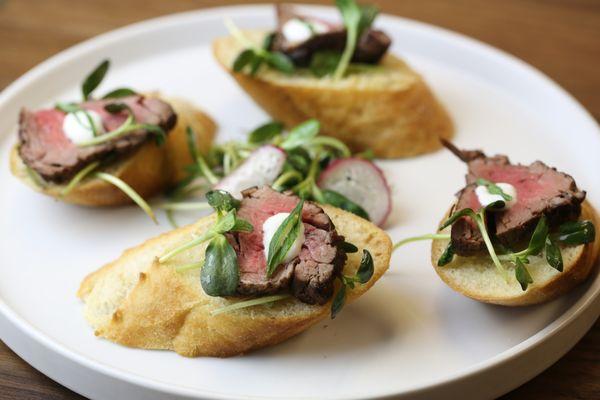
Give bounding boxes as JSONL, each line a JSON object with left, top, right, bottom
{"left": 0, "top": 4, "right": 598, "bottom": 400}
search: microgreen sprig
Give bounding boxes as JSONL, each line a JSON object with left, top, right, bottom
{"left": 331, "top": 249, "right": 374, "bottom": 318}
{"left": 394, "top": 203, "right": 596, "bottom": 291}
{"left": 159, "top": 190, "right": 252, "bottom": 263}
{"left": 439, "top": 201, "right": 509, "bottom": 280}
{"left": 94, "top": 172, "right": 157, "bottom": 223}
{"left": 266, "top": 200, "right": 304, "bottom": 277}
{"left": 75, "top": 104, "right": 166, "bottom": 147}
{"left": 186, "top": 126, "right": 219, "bottom": 185}
{"left": 332, "top": 0, "right": 379, "bottom": 79}
{"left": 226, "top": 18, "right": 294, "bottom": 76}
{"left": 211, "top": 294, "right": 291, "bottom": 316}
{"left": 476, "top": 178, "right": 513, "bottom": 202}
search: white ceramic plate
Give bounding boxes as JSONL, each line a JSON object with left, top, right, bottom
{"left": 0, "top": 4, "right": 599, "bottom": 400}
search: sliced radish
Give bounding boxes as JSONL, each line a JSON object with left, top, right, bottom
{"left": 214, "top": 145, "right": 286, "bottom": 198}
{"left": 318, "top": 158, "right": 392, "bottom": 226}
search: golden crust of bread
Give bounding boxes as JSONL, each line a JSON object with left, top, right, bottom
{"left": 9, "top": 96, "right": 216, "bottom": 207}
{"left": 77, "top": 205, "right": 392, "bottom": 357}
{"left": 431, "top": 201, "right": 600, "bottom": 306}
{"left": 212, "top": 31, "right": 454, "bottom": 159}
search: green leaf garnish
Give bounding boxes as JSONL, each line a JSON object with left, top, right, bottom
{"left": 437, "top": 242, "right": 455, "bottom": 266}
{"left": 248, "top": 121, "right": 284, "bottom": 144}
{"left": 331, "top": 249, "right": 374, "bottom": 318}
{"left": 82, "top": 59, "right": 110, "bottom": 100}
{"left": 341, "top": 241, "right": 358, "bottom": 253}
{"left": 330, "top": 283, "right": 346, "bottom": 319}
{"left": 206, "top": 190, "right": 240, "bottom": 214}
{"left": 233, "top": 49, "right": 256, "bottom": 72}
{"left": 101, "top": 88, "right": 137, "bottom": 99}
{"left": 545, "top": 236, "right": 563, "bottom": 272}
{"left": 309, "top": 51, "right": 342, "bottom": 77}
{"left": 159, "top": 199, "right": 251, "bottom": 263}
{"left": 476, "top": 178, "right": 513, "bottom": 202}
{"left": 280, "top": 119, "right": 320, "bottom": 150}
{"left": 514, "top": 258, "right": 533, "bottom": 291}
{"left": 439, "top": 207, "right": 478, "bottom": 230}
{"left": 103, "top": 102, "right": 130, "bottom": 114}
{"left": 553, "top": 220, "right": 596, "bottom": 245}
{"left": 358, "top": 4, "right": 379, "bottom": 35}
{"left": 201, "top": 234, "right": 239, "bottom": 296}
{"left": 265, "top": 52, "right": 295, "bottom": 73}
{"left": 356, "top": 249, "right": 374, "bottom": 283}
{"left": 232, "top": 217, "right": 254, "bottom": 233}
{"left": 320, "top": 189, "right": 370, "bottom": 220}
{"left": 333, "top": 0, "right": 361, "bottom": 79}
{"left": 266, "top": 200, "right": 304, "bottom": 277}
{"left": 523, "top": 216, "right": 548, "bottom": 256}
{"left": 226, "top": 19, "right": 294, "bottom": 76}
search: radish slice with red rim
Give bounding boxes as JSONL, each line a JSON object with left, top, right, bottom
{"left": 318, "top": 158, "right": 392, "bottom": 226}
{"left": 214, "top": 145, "right": 286, "bottom": 198}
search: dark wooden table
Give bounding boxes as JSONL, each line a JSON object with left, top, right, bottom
{"left": 0, "top": 1, "right": 598, "bottom": 399}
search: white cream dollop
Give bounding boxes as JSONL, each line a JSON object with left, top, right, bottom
{"left": 263, "top": 212, "right": 305, "bottom": 264}
{"left": 475, "top": 182, "right": 518, "bottom": 209}
{"left": 62, "top": 110, "right": 105, "bottom": 144}
{"left": 282, "top": 18, "right": 328, "bottom": 44}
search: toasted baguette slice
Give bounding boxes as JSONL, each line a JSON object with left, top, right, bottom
{"left": 9, "top": 96, "right": 215, "bottom": 206}
{"left": 213, "top": 31, "right": 453, "bottom": 159}
{"left": 431, "top": 201, "right": 600, "bottom": 306}
{"left": 78, "top": 205, "right": 392, "bottom": 357}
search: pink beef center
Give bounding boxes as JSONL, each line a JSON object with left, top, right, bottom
{"left": 32, "top": 96, "right": 161, "bottom": 149}
{"left": 32, "top": 110, "right": 70, "bottom": 151}
{"left": 236, "top": 194, "right": 319, "bottom": 275}
{"left": 469, "top": 161, "right": 572, "bottom": 219}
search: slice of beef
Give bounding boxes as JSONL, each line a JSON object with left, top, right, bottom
{"left": 231, "top": 186, "right": 347, "bottom": 305}
{"left": 444, "top": 142, "right": 586, "bottom": 255}
{"left": 269, "top": 4, "right": 391, "bottom": 67}
{"left": 18, "top": 95, "right": 177, "bottom": 183}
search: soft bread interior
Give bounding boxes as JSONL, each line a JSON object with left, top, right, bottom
{"left": 78, "top": 205, "right": 392, "bottom": 356}
{"left": 431, "top": 201, "right": 600, "bottom": 306}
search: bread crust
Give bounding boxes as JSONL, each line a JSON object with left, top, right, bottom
{"left": 213, "top": 31, "right": 453, "bottom": 159}
{"left": 9, "top": 96, "right": 216, "bottom": 207}
{"left": 78, "top": 205, "right": 392, "bottom": 357}
{"left": 431, "top": 201, "right": 600, "bottom": 306}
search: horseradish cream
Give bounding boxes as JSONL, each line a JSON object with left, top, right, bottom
{"left": 282, "top": 18, "right": 328, "bottom": 45}
{"left": 475, "top": 182, "right": 518, "bottom": 209}
{"left": 263, "top": 212, "right": 305, "bottom": 263}
{"left": 62, "top": 110, "right": 105, "bottom": 144}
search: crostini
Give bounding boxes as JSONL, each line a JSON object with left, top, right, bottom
{"left": 212, "top": 1, "right": 453, "bottom": 158}
{"left": 10, "top": 60, "right": 215, "bottom": 220}
{"left": 161, "top": 119, "right": 392, "bottom": 227}
{"left": 396, "top": 141, "right": 599, "bottom": 306}
{"left": 78, "top": 186, "right": 392, "bottom": 357}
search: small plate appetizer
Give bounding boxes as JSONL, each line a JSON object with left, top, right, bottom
{"left": 212, "top": 1, "right": 453, "bottom": 158}
{"left": 78, "top": 186, "right": 392, "bottom": 357}
{"left": 163, "top": 119, "right": 392, "bottom": 227}
{"left": 396, "top": 141, "right": 599, "bottom": 306}
{"left": 10, "top": 59, "right": 215, "bottom": 221}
